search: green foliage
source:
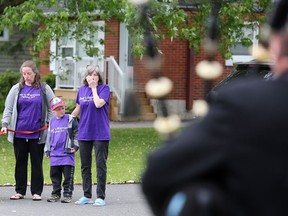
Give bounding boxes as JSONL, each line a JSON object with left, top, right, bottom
{"left": 0, "top": 127, "right": 161, "bottom": 185}
{"left": 0, "top": 71, "right": 20, "bottom": 112}
{"left": 42, "top": 73, "right": 56, "bottom": 90}
{"left": 64, "top": 98, "right": 76, "bottom": 114}
{"left": 0, "top": 0, "right": 273, "bottom": 60}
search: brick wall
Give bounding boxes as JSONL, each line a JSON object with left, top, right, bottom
{"left": 133, "top": 36, "right": 234, "bottom": 107}
{"left": 105, "top": 20, "right": 120, "bottom": 62}
{"left": 39, "top": 44, "right": 50, "bottom": 76}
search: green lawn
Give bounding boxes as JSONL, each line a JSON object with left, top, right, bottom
{"left": 0, "top": 127, "right": 161, "bottom": 185}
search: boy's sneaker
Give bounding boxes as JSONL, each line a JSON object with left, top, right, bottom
{"left": 61, "top": 196, "right": 72, "bottom": 203}
{"left": 47, "top": 194, "right": 60, "bottom": 202}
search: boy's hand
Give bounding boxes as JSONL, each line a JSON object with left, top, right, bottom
{"left": 71, "top": 148, "right": 76, "bottom": 153}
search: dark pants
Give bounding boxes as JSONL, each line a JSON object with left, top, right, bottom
{"left": 79, "top": 140, "right": 109, "bottom": 200}
{"left": 13, "top": 137, "right": 44, "bottom": 196}
{"left": 50, "top": 165, "right": 75, "bottom": 197}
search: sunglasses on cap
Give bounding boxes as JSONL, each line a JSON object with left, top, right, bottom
{"left": 50, "top": 97, "right": 65, "bottom": 111}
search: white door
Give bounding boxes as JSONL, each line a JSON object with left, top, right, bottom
{"left": 119, "top": 23, "right": 134, "bottom": 89}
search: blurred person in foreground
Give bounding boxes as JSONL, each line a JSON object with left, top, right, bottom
{"left": 141, "top": 1, "right": 288, "bottom": 216}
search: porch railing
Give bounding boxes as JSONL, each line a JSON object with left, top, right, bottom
{"left": 105, "top": 56, "right": 125, "bottom": 114}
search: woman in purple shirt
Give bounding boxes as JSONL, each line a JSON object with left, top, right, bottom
{"left": 72, "top": 65, "right": 110, "bottom": 206}
{"left": 1, "top": 60, "right": 55, "bottom": 201}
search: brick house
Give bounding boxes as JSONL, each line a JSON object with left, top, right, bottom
{"left": 1, "top": 2, "right": 259, "bottom": 121}
{"left": 39, "top": 16, "right": 258, "bottom": 121}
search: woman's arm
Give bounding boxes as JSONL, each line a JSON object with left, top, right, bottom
{"left": 1, "top": 84, "right": 18, "bottom": 129}
{"left": 45, "top": 84, "right": 55, "bottom": 121}
{"left": 71, "top": 104, "right": 81, "bottom": 117}
{"left": 91, "top": 87, "right": 106, "bottom": 108}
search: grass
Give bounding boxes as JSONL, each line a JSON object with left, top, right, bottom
{"left": 0, "top": 127, "right": 161, "bottom": 185}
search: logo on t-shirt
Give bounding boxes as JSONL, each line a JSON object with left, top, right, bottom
{"left": 51, "top": 127, "right": 68, "bottom": 133}
{"left": 19, "top": 93, "right": 40, "bottom": 99}
{"left": 79, "top": 96, "right": 93, "bottom": 102}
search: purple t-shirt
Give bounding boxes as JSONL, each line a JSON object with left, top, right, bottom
{"left": 76, "top": 84, "right": 110, "bottom": 141}
{"left": 16, "top": 85, "right": 42, "bottom": 139}
{"left": 49, "top": 114, "right": 74, "bottom": 166}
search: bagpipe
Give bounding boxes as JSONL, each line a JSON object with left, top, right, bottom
{"left": 127, "top": 1, "right": 228, "bottom": 215}
{"left": 128, "top": 0, "right": 287, "bottom": 215}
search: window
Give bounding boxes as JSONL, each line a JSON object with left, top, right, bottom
{"left": 77, "top": 21, "right": 104, "bottom": 58}
{"left": 225, "top": 24, "right": 259, "bottom": 66}
{"left": 0, "top": 28, "right": 9, "bottom": 41}
{"left": 60, "top": 36, "right": 75, "bottom": 58}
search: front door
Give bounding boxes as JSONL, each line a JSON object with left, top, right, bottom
{"left": 119, "top": 23, "right": 134, "bottom": 89}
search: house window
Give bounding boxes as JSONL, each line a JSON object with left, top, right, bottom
{"left": 0, "top": 28, "right": 9, "bottom": 41}
{"left": 61, "top": 47, "right": 74, "bottom": 57}
{"left": 225, "top": 24, "right": 259, "bottom": 66}
{"left": 60, "top": 36, "right": 75, "bottom": 58}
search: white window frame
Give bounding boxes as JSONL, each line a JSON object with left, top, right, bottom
{"left": 225, "top": 23, "right": 259, "bottom": 66}
{"left": 0, "top": 28, "right": 9, "bottom": 41}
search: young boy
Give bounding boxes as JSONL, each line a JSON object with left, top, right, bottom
{"left": 45, "top": 97, "right": 79, "bottom": 203}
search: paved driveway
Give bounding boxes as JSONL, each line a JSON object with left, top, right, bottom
{"left": 0, "top": 184, "right": 153, "bottom": 216}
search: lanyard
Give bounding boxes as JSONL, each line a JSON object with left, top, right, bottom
{"left": 0, "top": 125, "right": 48, "bottom": 135}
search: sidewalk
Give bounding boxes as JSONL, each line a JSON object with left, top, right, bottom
{"left": 110, "top": 121, "right": 155, "bottom": 128}
{"left": 0, "top": 184, "right": 153, "bottom": 216}
{"left": 110, "top": 119, "right": 193, "bottom": 129}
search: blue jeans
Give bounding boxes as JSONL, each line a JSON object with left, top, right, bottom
{"left": 79, "top": 140, "right": 109, "bottom": 199}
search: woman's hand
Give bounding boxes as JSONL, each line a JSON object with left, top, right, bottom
{"left": 86, "top": 75, "right": 98, "bottom": 89}
{"left": 88, "top": 80, "right": 97, "bottom": 89}
{"left": 1, "top": 127, "right": 7, "bottom": 134}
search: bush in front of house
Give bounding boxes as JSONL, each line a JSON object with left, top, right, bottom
{"left": 0, "top": 71, "right": 21, "bottom": 112}
{"left": 64, "top": 98, "right": 76, "bottom": 114}
{"left": 42, "top": 74, "right": 56, "bottom": 90}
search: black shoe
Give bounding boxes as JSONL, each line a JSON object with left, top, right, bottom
{"left": 47, "top": 194, "right": 60, "bottom": 202}
{"left": 61, "top": 196, "right": 72, "bottom": 203}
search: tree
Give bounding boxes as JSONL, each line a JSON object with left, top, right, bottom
{"left": 0, "top": 0, "right": 273, "bottom": 60}
{"left": 0, "top": 0, "right": 28, "bottom": 14}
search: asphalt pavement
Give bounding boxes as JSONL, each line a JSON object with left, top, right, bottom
{"left": 0, "top": 184, "right": 153, "bottom": 216}
{"left": 0, "top": 120, "right": 193, "bottom": 216}
{"left": 0, "top": 121, "right": 157, "bottom": 216}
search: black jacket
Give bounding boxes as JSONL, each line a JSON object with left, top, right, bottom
{"left": 142, "top": 73, "right": 288, "bottom": 216}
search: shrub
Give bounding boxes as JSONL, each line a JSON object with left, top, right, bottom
{"left": 42, "top": 74, "right": 56, "bottom": 90}
{"left": 0, "top": 71, "right": 20, "bottom": 112}
{"left": 64, "top": 98, "right": 76, "bottom": 114}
